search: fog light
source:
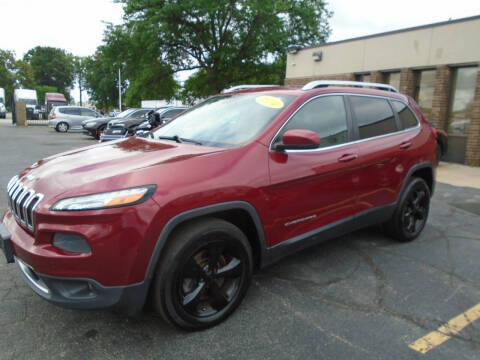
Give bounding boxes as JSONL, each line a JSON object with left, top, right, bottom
{"left": 52, "top": 233, "right": 91, "bottom": 254}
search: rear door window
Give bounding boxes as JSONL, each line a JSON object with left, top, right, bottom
{"left": 60, "top": 107, "right": 81, "bottom": 116}
{"left": 349, "top": 96, "right": 397, "bottom": 139}
{"left": 392, "top": 101, "right": 419, "bottom": 129}
{"left": 81, "top": 108, "right": 96, "bottom": 117}
{"left": 163, "top": 109, "right": 184, "bottom": 118}
{"left": 277, "top": 95, "right": 349, "bottom": 148}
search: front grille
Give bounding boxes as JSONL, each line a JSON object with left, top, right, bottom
{"left": 6, "top": 176, "right": 43, "bottom": 230}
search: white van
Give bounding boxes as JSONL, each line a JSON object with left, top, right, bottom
{"left": 0, "top": 88, "right": 6, "bottom": 119}
{"left": 13, "top": 89, "right": 39, "bottom": 122}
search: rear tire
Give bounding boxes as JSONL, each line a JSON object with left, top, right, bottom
{"left": 384, "top": 177, "right": 430, "bottom": 242}
{"left": 56, "top": 122, "right": 69, "bottom": 133}
{"left": 152, "top": 218, "right": 253, "bottom": 330}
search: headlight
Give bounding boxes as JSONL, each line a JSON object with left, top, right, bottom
{"left": 51, "top": 185, "right": 156, "bottom": 211}
{"left": 84, "top": 122, "right": 95, "bottom": 128}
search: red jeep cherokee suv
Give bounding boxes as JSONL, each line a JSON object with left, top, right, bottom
{"left": 1, "top": 81, "right": 436, "bottom": 330}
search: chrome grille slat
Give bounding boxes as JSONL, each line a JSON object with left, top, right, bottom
{"left": 7, "top": 176, "right": 18, "bottom": 192}
{"left": 6, "top": 176, "right": 43, "bottom": 230}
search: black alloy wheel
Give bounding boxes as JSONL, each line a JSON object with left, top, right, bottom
{"left": 175, "top": 241, "right": 245, "bottom": 319}
{"left": 401, "top": 187, "right": 428, "bottom": 236}
{"left": 384, "top": 177, "right": 431, "bottom": 242}
{"left": 153, "top": 218, "right": 253, "bottom": 330}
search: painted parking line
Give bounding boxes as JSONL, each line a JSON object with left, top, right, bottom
{"left": 409, "top": 303, "right": 480, "bottom": 354}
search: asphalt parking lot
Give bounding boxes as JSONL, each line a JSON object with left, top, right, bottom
{"left": 1, "top": 117, "right": 479, "bottom": 360}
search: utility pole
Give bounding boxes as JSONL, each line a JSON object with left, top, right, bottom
{"left": 79, "top": 72, "right": 83, "bottom": 107}
{"left": 118, "top": 67, "right": 121, "bottom": 111}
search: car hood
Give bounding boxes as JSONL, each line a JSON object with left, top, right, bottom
{"left": 18, "top": 136, "right": 224, "bottom": 202}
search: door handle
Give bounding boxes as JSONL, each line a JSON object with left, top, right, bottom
{"left": 400, "top": 141, "right": 412, "bottom": 149}
{"left": 338, "top": 153, "right": 358, "bottom": 163}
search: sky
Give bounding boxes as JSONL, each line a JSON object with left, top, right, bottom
{"left": 1, "top": 0, "right": 479, "bottom": 103}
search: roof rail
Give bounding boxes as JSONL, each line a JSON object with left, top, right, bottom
{"left": 221, "top": 84, "right": 281, "bottom": 93}
{"left": 302, "top": 80, "right": 398, "bottom": 93}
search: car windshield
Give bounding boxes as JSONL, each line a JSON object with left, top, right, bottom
{"left": 0, "top": 98, "right": 4, "bottom": 104}
{"left": 117, "top": 109, "right": 136, "bottom": 118}
{"left": 19, "top": 98, "right": 37, "bottom": 105}
{"left": 152, "top": 93, "right": 295, "bottom": 148}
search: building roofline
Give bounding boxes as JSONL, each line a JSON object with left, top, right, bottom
{"left": 298, "top": 14, "right": 480, "bottom": 51}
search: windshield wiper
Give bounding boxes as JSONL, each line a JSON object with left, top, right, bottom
{"left": 157, "top": 135, "right": 202, "bottom": 145}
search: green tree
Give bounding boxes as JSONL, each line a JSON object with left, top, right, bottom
{"left": 0, "top": 49, "right": 17, "bottom": 109}
{"left": 84, "top": 48, "right": 123, "bottom": 110}
{"left": 24, "top": 46, "right": 74, "bottom": 98}
{"left": 120, "top": 0, "right": 331, "bottom": 100}
{"left": 15, "top": 60, "right": 36, "bottom": 89}
{"left": 84, "top": 23, "right": 177, "bottom": 109}
{"left": 35, "top": 85, "right": 59, "bottom": 105}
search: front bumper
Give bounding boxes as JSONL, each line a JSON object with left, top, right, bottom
{"left": 1, "top": 194, "right": 162, "bottom": 314}
{"left": 14, "top": 255, "right": 146, "bottom": 314}
{"left": 82, "top": 126, "right": 98, "bottom": 137}
{"left": 1, "top": 214, "right": 155, "bottom": 315}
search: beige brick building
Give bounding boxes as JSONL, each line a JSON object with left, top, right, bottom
{"left": 285, "top": 15, "right": 480, "bottom": 166}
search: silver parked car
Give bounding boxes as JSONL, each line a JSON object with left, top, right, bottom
{"left": 48, "top": 106, "right": 103, "bottom": 132}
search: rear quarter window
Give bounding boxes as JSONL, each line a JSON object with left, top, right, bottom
{"left": 392, "top": 101, "right": 419, "bottom": 129}
{"left": 350, "top": 96, "right": 397, "bottom": 139}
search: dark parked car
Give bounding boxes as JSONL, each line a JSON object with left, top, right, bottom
{"left": 99, "top": 106, "right": 186, "bottom": 142}
{"left": 1, "top": 81, "right": 436, "bottom": 331}
{"left": 82, "top": 108, "right": 154, "bottom": 140}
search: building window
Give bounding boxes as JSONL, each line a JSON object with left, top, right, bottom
{"left": 447, "top": 66, "right": 478, "bottom": 135}
{"left": 384, "top": 72, "right": 401, "bottom": 91}
{"left": 355, "top": 73, "right": 371, "bottom": 83}
{"left": 414, "top": 69, "right": 436, "bottom": 121}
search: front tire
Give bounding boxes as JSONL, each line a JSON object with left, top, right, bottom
{"left": 384, "top": 177, "right": 431, "bottom": 242}
{"left": 56, "top": 122, "right": 69, "bottom": 133}
{"left": 95, "top": 125, "right": 105, "bottom": 140}
{"left": 152, "top": 218, "right": 253, "bottom": 330}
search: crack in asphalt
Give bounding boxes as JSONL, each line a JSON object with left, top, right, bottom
{"left": 253, "top": 279, "right": 378, "bottom": 359}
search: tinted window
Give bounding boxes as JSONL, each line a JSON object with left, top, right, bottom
{"left": 60, "top": 107, "right": 81, "bottom": 115}
{"left": 81, "top": 108, "right": 96, "bottom": 116}
{"left": 392, "top": 101, "right": 418, "bottom": 129}
{"left": 130, "top": 109, "right": 150, "bottom": 118}
{"left": 350, "top": 96, "right": 397, "bottom": 139}
{"left": 163, "top": 109, "right": 184, "bottom": 118}
{"left": 279, "top": 96, "right": 348, "bottom": 148}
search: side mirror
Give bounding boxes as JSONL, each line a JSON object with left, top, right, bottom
{"left": 273, "top": 129, "right": 320, "bottom": 151}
